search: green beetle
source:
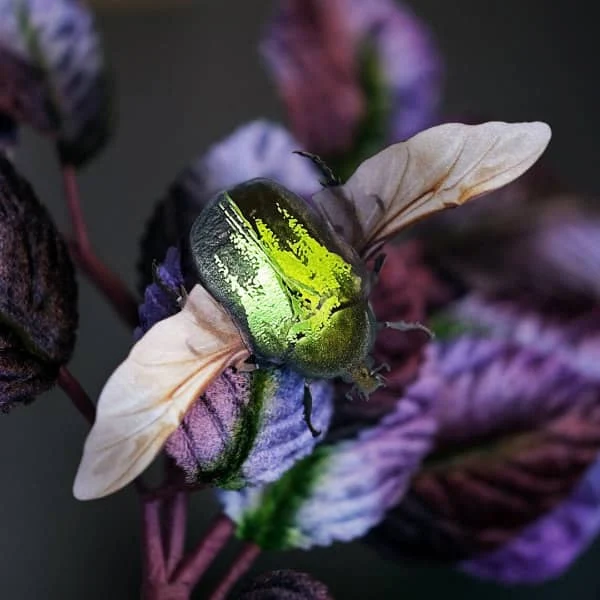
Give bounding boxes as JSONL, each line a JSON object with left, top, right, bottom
{"left": 190, "top": 178, "right": 383, "bottom": 401}
{"left": 73, "top": 121, "right": 551, "bottom": 500}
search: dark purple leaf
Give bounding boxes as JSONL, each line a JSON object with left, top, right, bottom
{"left": 236, "top": 570, "right": 334, "bottom": 600}
{"left": 0, "top": 156, "right": 77, "bottom": 407}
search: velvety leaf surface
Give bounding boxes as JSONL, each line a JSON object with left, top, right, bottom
{"left": 0, "top": 156, "right": 77, "bottom": 407}
{"left": 367, "top": 338, "right": 600, "bottom": 562}
{"left": 450, "top": 294, "right": 600, "bottom": 382}
{"left": 235, "top": 569, "right": 334, "bottom": 600}
{"left": 165, "top": 366, "right": 333, "bottom": 490}
{"left": 418, "top": 164, "right": 600, "bottom": 310}
{"left": 221, "top": 364, "right": 437, "bottom": 550}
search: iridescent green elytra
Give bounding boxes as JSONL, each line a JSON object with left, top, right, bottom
{"left": 190, "top": 178, "right": 380, "bottom": 393}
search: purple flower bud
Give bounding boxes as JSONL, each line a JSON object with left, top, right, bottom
{"left": 220, "top": 365, "right": 437, "bottom": 549}
{"left": 236, "top": 569, "right": 335, "bottom": 600}
{"left": 136, "top": 249, "right": 333, "bottom": 489}
{"left": 138, "top": 121, "right": 319, "bottom": 292}
{"left": 367, "top": 337, "right": 600, "bottom": 576}
{"left": 0, "top": 156, "right": 77, "bottom": 408}
{"left": 0, "top": 0, "right": 111, "bottom": 166}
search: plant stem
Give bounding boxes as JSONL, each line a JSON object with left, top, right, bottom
{"left": 165, "top": 491, "right": 188, "bottom": 577}
{"left": 207, "top": 542, "right": 261, "bottom": 600}
{"left": 57, "top": 366, "right": 96, "bottom": 425}
{"left": 142, "top": 498, "right": 167, "bottom": 585}
{"left": 172, "top": 514, "right": 235, "bottom": 588}
{"left": 61, "top": 163, "right": 139, "bottom": 329}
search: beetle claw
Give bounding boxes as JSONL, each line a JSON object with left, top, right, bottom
{"left": 303, "top": 382, "right": 322, "bottom": 437}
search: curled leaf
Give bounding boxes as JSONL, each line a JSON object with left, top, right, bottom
{"left": 367, "top": 338, "right": 600, "bottom": 563}
{"left": 221, "top": 369, "right": 436, "bottom": 550}
{"left": 0, "top": 0, "right": 112, "bottom": 166}
{"left": 0, "top": 156, "right": 77, "bottom": 408}
{"left": 236, "top": 569, "right": 334, "bottom": 600}
{"left": 138, "top": 121, "right": 319, "bottom": 292}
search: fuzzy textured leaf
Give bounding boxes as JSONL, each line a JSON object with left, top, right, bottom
{"left": 236, "top": 569, "right": 334, "bottom": 600}
{"left": 0, "top": 156, "right": 77, "bottom": 408}
{"left": 368, "top": 338, "right": 600, "bottom": 561}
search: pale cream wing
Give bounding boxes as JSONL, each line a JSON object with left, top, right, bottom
{"left": 312, "top": 121, "right": 552, "bottom": 258}
{"left": 73, "top": 284, "right": 249, "bottom": 500}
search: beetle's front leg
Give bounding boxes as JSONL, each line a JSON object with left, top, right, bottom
{"left": 303, "top": 381, "right": 322, "bottom": 438}
{"left": 380, "top": 320, "right": 435, "bottom": 339}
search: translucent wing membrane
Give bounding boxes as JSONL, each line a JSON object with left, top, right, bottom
{"left": 73, "top": 284, "right": 249, "bottom": 500}
{"left": 312, "top": 121, "right": 552, "bottom": 258}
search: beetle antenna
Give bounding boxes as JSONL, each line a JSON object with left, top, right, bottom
{"left": 380, "top": 320, "right": 435, "bottom": 339}
{"left": 303, "top": 381, "right": 322, "bottom": 437}
{"left": 293, "top": 151, "right": 341, "bottom": 187}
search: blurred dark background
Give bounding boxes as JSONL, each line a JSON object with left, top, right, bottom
{"left": 1, "top": 0, "right": 599, "bottom": 598}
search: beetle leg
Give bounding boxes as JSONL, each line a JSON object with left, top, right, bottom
{"left": 303, "top": 381, "right": 322, "bottom": 437}
{"left": 373, "top": 253, "right": 387, "bottom": 277}
{"left": 293, "top": 151, "right": 341, "bottom": 187}
{"left": 381, "top": 320, "right": 435, "bottom": 339}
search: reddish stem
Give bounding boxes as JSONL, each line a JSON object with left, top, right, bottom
{"left": 172, "top": 514, "right": 235, "bottom": 588}
{"left": 57, "top": 366, "right": 96, "bottom": 425}
{"left": 142, "top": 498, "right": 167, "bottom": 585}
{"left": 165, "top": 491, "right": 188, "bottom": 577}
{"left": 207, "top": 543, "right": 261, "bottom": 600}
{"left": 61, "top": 164, "right": 139, "bottom": 329}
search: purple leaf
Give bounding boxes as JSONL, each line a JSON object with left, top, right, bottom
{"left": 220, "top": 365, "right": 437, "bottom": 550}
{"left": 451, "top": 294, "right": 600, "bottom": 382}
{"left": 367, "top": 338, "right": 600, "bottom": 564}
